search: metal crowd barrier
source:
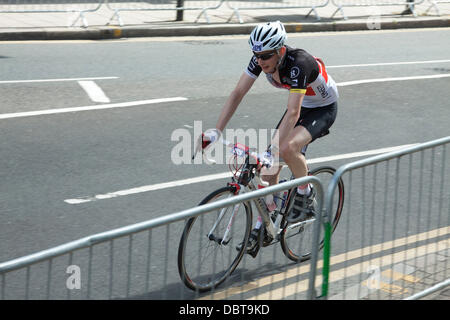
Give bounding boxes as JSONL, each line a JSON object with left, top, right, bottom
{"left": 105, "top": 0, "right": 225, "bottom": 25}
{"left": 425, "top": 0, "right": 450, "bottom": 16}
{"left": 0, "top": 0, "right": 444, "bottom": 27}
{"left": 331, "top": 0, "right": 426, "bottom": 19}
{"left": 321, "top": 136, "right": 450, "bottom": 300}
{"left": 0, "top": 176, "right": 325, "bottom": 300}
{"left": 1, "top": 136, "right": 448, "bottom": 300}
{"left": 226, "top": 0, "right": 330, "bottom": 23}
{"left": 0, "top": 0, "right": 104, "bottom": 27}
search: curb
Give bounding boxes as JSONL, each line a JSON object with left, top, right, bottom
{"left": 0, "top": 18, "right": 449, "bottom": 41}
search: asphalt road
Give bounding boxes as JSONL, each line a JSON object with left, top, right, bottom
{"left": 0, "top": 28, "right": 449, "bottom": 299}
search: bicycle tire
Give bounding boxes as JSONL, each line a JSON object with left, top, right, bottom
{"left": 177, "top": 186, "right": 252, "bottom": 292}
{"left": 280, "top": 166, "right": 344, "bottom": 262}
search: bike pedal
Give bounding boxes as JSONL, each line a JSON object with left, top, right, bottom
{"left": 262, "top": 236, "right": 274, "bottom": 247}
{"left": 247, "top": 244, "right": 260, "bottom": 258}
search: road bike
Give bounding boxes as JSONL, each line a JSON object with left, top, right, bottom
{"left": 177, "top": 139, "right": 344, "bottom": 292}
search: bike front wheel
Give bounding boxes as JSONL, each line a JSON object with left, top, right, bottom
{"left": 177, "top": 186, "right": 252, "bottom": 292}
{"left": 280, "top": 166, "right": 344, "bottom": 262}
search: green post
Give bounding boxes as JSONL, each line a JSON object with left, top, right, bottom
{"left": 321, "top": 221, "right": 332, "bottom": 298}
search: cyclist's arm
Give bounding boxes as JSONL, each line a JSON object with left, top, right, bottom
{"left": 215, "top": 72, "right": 256, "bottom": 132}
{"left": 272, "top": 91, "right": 305, "bottom": 151}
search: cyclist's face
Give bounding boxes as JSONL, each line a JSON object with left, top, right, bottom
{"left": 255, "top": 50, "right": 278, "bottom": 74}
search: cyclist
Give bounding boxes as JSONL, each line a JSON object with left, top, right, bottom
{"left": 202, "top": 21, "right": 338, "bottom": 252}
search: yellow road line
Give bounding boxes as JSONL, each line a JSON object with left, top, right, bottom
{"left": 250, "top": 238, "right": 449, "bottom": 299}
{"left": 199, "top": 226, "right": 449, "bottom": 300}
{"left": 381, "top": 269, "right": 421, "bottom": 284}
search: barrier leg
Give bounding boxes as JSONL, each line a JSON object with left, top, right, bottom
{"left": 409, "top": 2, "right": 418, "bottom": 17}
{"left": 70, "top": 11, "right": 89, "bottom": 28}
{"left": 305, "top": 6, "right": 321, "bottom": 21}
{"left": 227, "top": 8, "right": 243, "bottom": 24}
{"left": 107, "top": 9, "right": 124, "bottom": 27}
{"left": 331, "top": 5, "right": 347, "bottom": 20}
{"left": 425, "top": 0, "right": 441, "bottom": 16}
{"left": 195, "top": 8, "right": 211, "bottom": 23}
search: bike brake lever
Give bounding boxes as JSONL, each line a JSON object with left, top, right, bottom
{"left": 192, "top": 135, "right": 217, "bottom": 165}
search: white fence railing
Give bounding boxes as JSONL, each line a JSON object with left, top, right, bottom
{"left": 0, "top": 0, "right": 447, "bottom": 27}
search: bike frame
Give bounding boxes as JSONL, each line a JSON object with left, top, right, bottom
{"left": 206, "top": 154, "right": 314, "bottom": 247}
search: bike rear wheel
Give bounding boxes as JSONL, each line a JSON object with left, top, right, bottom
{"left": 177, "top": 186, "right": 252, "bottom": 292}
{"left": 280, "top": 166, "right": 344, "bottom": 262}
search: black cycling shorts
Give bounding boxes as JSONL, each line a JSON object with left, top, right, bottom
{"left": 275, "top": 101, "right": 337, "bottom": 153}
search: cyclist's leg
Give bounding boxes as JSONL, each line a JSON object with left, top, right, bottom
{"left": 279, "top": 125, "right": 311, "bottom": 179}
{"left": 260, "top": 164, "right": 283, "bottom": 186}
{"left": 289, "top": 103, "right": 337, "bottom": 177}
{"left": 284, "top": 103, "right": 338, "bottom": 222}
{"left": 293, "top": 102, "right": 338, "bottom": 154}
{"left": 260, "top": 109, "right": 300, "bottom": 185}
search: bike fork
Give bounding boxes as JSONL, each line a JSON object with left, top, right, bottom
{"left": 207, "top": 189, "right": 243, "bottom": 245}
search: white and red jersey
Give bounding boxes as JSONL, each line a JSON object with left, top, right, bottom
{"left": 245, "top": 46, "right": 339, "bottom": 108}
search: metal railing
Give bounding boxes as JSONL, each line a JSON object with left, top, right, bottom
{"left": 105, "top": 0, "right": 225, "bottom": 26}
{"left": 0, "top": 0, "right": 444, "bottom": 27}
{"left": 1, "top": 136, "right": 448, "bottom": 300}
{"left": 226, "top": 0, "right": 330, "bottom": 23}
{"left": 331, "top": 0, "right": 426, "bottom": 19}
{"left": 0, "top": 175, "right": 325, "bottom": 300}
{"left": 321, "top": 136, "right": 450, "bottom": 300}
{"left": 0, "top": 0, "right": 104, "bottom": 27}
{"left": 425, "top": 0, "right": 450, "bottom": 16}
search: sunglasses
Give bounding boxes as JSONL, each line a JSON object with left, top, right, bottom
{"left": 253, "top": 51, "right": 277, "bottom": 61}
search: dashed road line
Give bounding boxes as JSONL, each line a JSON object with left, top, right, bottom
{"left": 0, "top": 97, "right": 188, "bottom": 120}
{"left": 328, "top": 59, "right": 450, "bottom": 69}
{"left": 63, "top": 143, "right": 418, "bottom": 205}
{"left": 78, "top": 80, "right": 111, "bottom": 103}
{"left": 337, "top": 73, "right": 450, "bottom": 87}
{"left": 0, "top": 76, "right": 118, "bottom": 84}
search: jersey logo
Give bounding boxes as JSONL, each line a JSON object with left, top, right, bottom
{"left": 252, "top": 42, "right": 263, "bottom": 52}
{"left": 290, "top": 67, "right": 300, "bottom": 79}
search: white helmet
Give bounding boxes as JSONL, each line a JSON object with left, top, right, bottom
{"left": 249, "top": 21, "right": 287, "bottom": 53}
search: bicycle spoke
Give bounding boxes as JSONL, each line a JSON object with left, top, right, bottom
{"left": 281, "top": 166, "right": 344, "bottom": 262}
{"left": 178, "top": 187, "right": 251, "bottom": 292}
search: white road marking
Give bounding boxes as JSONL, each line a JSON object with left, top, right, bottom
{"left": 0, "top": 97, "right": 188, "bottom": 120}
{"left": 2, "top": 70, "right": 449, "bottom": 121}
{"left": 307, "top": 144, "right": 418, "bottom": 164}
{"left": 64, "top": 143, "right": 418, "bottom": 205}
{"left": 64, "top": 172, "right": 233, "bottom": 204}
{"left": 337, "top": 73, "right": 450, "bottom": 87}
{"left": 0, "top": 76, "right": 118, "bottom": 84}
{"left": 328, "top": 59, "right": 450, "bottom": 69}
{"left": 78, "top": 81, "right": 110, "bottom": 103}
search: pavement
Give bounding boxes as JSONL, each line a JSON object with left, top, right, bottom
{"left": 327, "top": 247, "right": 450, "bottom": 301}
{"left": 0, "top": 1, "right": 449, "bottom": 40}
